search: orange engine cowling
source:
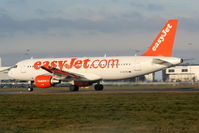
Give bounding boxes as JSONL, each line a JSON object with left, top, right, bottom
{"left": 35, "top": 75, "right": 59, "bottom": 88}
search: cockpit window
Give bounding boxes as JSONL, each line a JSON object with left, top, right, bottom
{"left": 13, "top": 65, "right": 18, "bottom": 68}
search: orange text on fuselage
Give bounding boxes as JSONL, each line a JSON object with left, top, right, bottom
{"left": 34, "top": 58, "right": 119, "bottom": 70}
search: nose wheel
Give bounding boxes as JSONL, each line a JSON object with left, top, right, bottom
{"left": 27, "top": 81, "right": 34, "bottom": 92}
{"left": 27, "top": 87, "right": 33, "bottom": 92}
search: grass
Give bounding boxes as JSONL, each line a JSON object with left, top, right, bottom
{"left": 0, "top": 91, "right": 199, "bottom": 133}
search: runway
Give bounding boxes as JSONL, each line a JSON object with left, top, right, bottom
{"left": 1, "top": 88, "right": 199, "bottom": 94}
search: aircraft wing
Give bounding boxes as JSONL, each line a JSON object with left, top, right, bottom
{"left": 41, "top": 66, "right": 101, "bottom": 81}
{"left": 41, "top": 66, "right": 82, "bottom": 79}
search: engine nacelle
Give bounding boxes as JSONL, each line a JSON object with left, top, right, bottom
{"left": 35, "top": 75, "right": 60, "bottom": 88}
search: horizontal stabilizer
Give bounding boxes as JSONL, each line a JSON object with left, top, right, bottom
{"left": 152, "top": 58, "right": 172, "bottom": 66}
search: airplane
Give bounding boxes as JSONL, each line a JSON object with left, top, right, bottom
{"left": 8, "top": 19, "right": 183, "bottom": 92}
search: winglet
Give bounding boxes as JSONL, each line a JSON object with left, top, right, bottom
{"left": 141, "top": 19, "right": 178, "bottom": 57}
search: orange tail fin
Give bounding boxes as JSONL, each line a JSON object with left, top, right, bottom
{"left": 141, "top": 19, "right": 178, "bottom": 57}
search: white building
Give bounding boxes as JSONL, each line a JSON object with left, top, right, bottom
{"left": 163, "top": 64, "right": 199, "bottom": 82}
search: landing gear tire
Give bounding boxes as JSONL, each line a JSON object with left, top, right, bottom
{"left": 27, "top": 87, "right": 33, "bottom": 92}
{"left": 69, "top": 85, "right": 79, "bottom": 92}
{"left": 94, "top": 84, "right": 104, "bottom": 91}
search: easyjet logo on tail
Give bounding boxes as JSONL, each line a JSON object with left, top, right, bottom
{"left": 152, "top": 23, "right": 173, "bottom": 51}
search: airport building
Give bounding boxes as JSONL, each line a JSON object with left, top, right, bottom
{"left": 162, "top": 64, "right": 199, "bottom": 82}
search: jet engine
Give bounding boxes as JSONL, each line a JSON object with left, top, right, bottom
{"left": 35, "top": 75, "right": 60, "bottom": 88}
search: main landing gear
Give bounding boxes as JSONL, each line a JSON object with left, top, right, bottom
{"left": 69, "top": 85, "right": 79, "bottom": 92}
{"left": 94, "top": 84, "right": 104, "bottom": 91}
{"left": 69, "top": 84, "right": 104, "bottom": 92}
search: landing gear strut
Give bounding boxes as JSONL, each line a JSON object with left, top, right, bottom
{"left": 27, "top": 81, "right": 34, "bottom": 92}
{"left": 69, "top": 85, "right": 79, "bottom": 92}
{"left": 94, "top": 84, "right": 104, "bottom": 91}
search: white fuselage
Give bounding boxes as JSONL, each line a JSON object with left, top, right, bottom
{"left": 8, "top": 56, "right": 182, "bottom": 81}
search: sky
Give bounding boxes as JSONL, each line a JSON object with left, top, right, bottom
{"left": 0, "top": 0, "right": 199, "bottom": 65}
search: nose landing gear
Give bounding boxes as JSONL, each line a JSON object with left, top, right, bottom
{"left": 27, "top": 81, "right": 34, "bottom": 92}
{"left": 27, "top": 87, "right": 33, "bottom": 92}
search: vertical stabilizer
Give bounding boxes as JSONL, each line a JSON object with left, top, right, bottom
{"left": 141, "top": 19, "right": 178, "bottom": 57}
